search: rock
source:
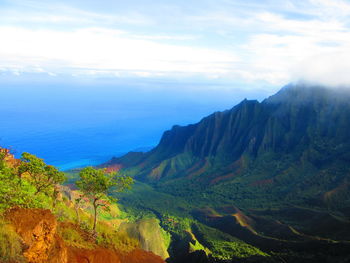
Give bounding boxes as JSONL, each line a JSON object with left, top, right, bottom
{"left": 5, "top": 208, "right": 67, "bottom": 263}
{"left": 5, "top": 208, "right": 166, "bottom": 263}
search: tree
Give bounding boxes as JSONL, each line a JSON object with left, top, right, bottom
{"left": 0, "top": 164, "right": 23, "bottom": 210}
{"left": 18, "top": 153, "right": 66, "bottom": 197}
{"left": 75, "top": 167, "right": 133, "bottom": 232}
{"left": 74, "top": 195, "right": 83, "bottom": 225}
{"left": 0, "top": 150, "right": 66, "bottom": 210}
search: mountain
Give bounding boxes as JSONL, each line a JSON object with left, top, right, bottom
{"left": 102, "top": 84, "right": 350, "bottom": 262}
{"left": 107, "top": 83, "right": 350, "bottom": 210}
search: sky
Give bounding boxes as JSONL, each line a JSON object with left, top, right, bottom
{"left": 1, "top": 0, "right": 350, "bottom": 168}
{"left": 1, "top": 0, "right": 350, "bottom": 88}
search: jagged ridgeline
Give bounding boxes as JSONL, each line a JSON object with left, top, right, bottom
{"left": 105, "top": 84, "right": 350, "bottom": 262}
{"left": 108, "top": 84, "right": 350, "bottom": 210}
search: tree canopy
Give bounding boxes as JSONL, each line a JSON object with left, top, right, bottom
{"left": 76, "top": 166, "right": 133, "bottom": 231}
{"left": 0, "top": 151, "right": 66, "bottom": 210}
{"left": 18, "top": 152, "right": 66, "bottom": 196}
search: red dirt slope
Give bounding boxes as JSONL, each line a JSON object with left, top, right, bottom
{"left": 5, "top": 208, "right": 165, "bottom": 263}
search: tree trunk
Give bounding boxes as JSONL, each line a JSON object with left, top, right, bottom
{"left": 93, "top": 198, "right": 98, "bottom": 232}
{"left": 52, "top": 187, "right": 59, "bottom": 208}
{"left": 75, "top": 205, "right": 80, "bottom": 225}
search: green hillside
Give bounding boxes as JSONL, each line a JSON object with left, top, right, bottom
{"left": 105, "top": 84, "right": 350, "bottom": 262}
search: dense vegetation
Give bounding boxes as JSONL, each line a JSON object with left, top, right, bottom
{"left": 0, "top": 149, "right": 139, "bottom": 262}
{"left": 105, "top": 84, "right": 350, "bottom": 262}
{"left": 0, "top": 150, "right": 65, "bottom": 211}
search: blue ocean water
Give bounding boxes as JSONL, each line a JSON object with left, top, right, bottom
{"left": 0, "top": 78, "right": 272, "bottom": 170}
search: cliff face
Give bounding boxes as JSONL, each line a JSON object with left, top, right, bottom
{"left": 4, "top": 208, "right": 165, "bottom": 263}
{"left": 110, "top": 84, "right": 350, "bottom": 179}
{"left": 107, "top": 84, "right": 350, "bottom": 209}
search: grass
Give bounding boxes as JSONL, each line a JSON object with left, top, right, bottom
{"left": 58, "top": 225, "right": 95, "bottom": 249}
{"left": 55, "top": 216, "right": 139, "bottom": 254}
{"left": 53, "top": 188, "right": 140, "bottom": 253}
{"left": 0, "top": 218, "right": 25, "bottom": 263}
{"left": 96, "top": 221, "right": 139, "bottom": 252}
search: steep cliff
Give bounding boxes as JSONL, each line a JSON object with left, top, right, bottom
{"left": 107, "top": 84, "right": 350, "bottom": 209}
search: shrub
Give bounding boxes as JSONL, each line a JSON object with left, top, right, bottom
{"left": 0, "top": 219, "right": 25, "bottom": 262}
{"left": 58, "top": 226, "right": 94, "bottom": 249}
{"left": 96, "top": 222, "right": 139, "bottom": 252}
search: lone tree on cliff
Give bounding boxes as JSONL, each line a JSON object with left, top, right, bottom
{"left": 76, "top": 166, "right": 133, "bottom": 232}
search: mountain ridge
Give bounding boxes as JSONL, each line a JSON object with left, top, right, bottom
{"left": 101, "top": 83, "right": 350, "bottom": 262}
{"left": 106, "top": 83, "right": 350, "bottom": 212}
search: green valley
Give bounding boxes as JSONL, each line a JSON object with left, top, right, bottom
{"left": 102, "top": 84, "right": 350, "bottom": 262}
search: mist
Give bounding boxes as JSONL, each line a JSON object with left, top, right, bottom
{"left": 292, "top": 51, "right": 350, "bottom": 88}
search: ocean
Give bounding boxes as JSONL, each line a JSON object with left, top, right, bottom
{"left": 0, "top": 78, "right": 270, "bottom": 170}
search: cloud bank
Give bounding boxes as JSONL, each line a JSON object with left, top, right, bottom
{"left": 1, "top": 0, "right": 350, "bottom": 87}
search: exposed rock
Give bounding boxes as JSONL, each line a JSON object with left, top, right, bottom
{"left": 0, "top": 148, "right": 20, "bottom": 168}
{"left": 5, "top": 208, "right": 67, "bottom": 263}
{"left": 67, "top": 247, "right": 121, "bottom": 263}
{"left": 5, "top": 208, "right": 166, "bottom": 263}
{"left": 118, "top": 248, "right": 166, "bottom": 263}
{"left": 67, "top": 247, "right": 165, "bottom": 263}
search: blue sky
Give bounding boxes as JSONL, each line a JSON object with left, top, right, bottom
{"left": 1, "top": 0, "right": 350, "bottom": 168}
{"left": 1, "top": 0, "right": 350, "bottom": 87}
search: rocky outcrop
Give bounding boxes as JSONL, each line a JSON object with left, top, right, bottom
{"left": 0, "top": 148, "right": 20, "bottom": 168}
{"left": 5, "top": 208, "right": 165, "bottom": 263}
{"left": 5, "top": 208, "right": 67, "bottom": 263}
{"left": 67, "top": 247, "right": 121, "bottom": 263}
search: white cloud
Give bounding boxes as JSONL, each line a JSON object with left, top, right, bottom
{"left": 0, "top": 26, "right": 238, "bottom": 78}
{"left": 2, "top": 0, "right": 350, "bottom": 87}
{"left": 178, "top": 0, "right": 350, "bottom": 86}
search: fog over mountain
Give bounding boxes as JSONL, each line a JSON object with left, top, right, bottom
{"left": 293, "top": 52, "right": 350, "bottom": 87}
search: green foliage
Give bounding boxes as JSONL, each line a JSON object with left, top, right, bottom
{"left": 160, "top": 226, "right": 172, "bottom": 251}
{"left": 0, "top": 152, "right": 65, "bottom": 211}
{"left": 76, "top": 167, "right": 133, "bottom": 231}
{"left": 0, "top": 218, "right": 25, "bottom": 262}
{"left": 0, "top": 167, "right": 48, "bottom": 211}
{"left": 54, "top": 192, "right": 139, "bottom": 252}
{"left": 59, "top": 226, "right": 94, "bottom": 249}
{"left": 95, "top": 222, "right": 139, "bottom": 252}
{"left": 113, "top": 181, "right": 194, "bottom": 221}
{"left": 76, "top": 167, "right": 133, "bottom": 200}
{"left": 0, "top": 149, "right": 142, "bottom": 261}
{"left": 58, "top": 218, "right": 139, "bottom": 252}
{"left": 119, "top": 218, "right": 170, "bottom": 259}
{"left": 189, "top": 238, "right": 206, "bottom": 253}
{"left": 19, "top": 152, "right": 66, "bottom": 196}
{"left": 0, "top": 152, "right": 6, "bottom": 169}
{"left": 161, "top": 214, "right": 191, "bottom": 234}
{"left": 192, "top": 222, "right": 267, "bottom": 260}
{"left": 0, "top": 166, "right": 26, "bottom": 210}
